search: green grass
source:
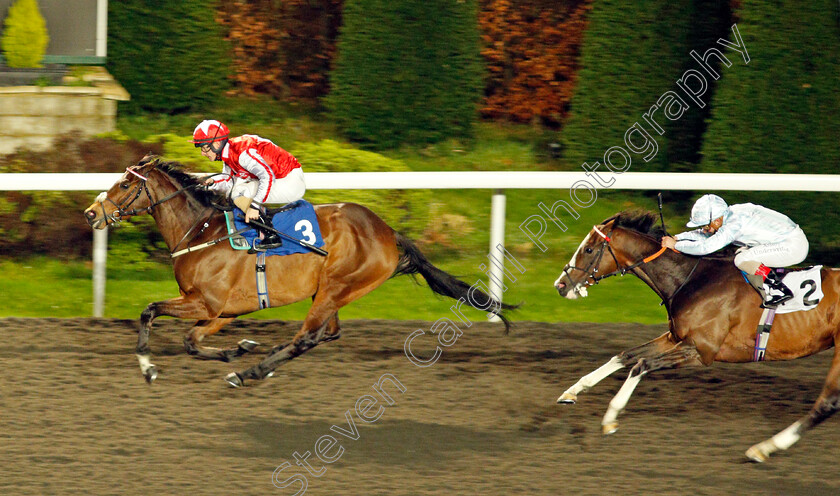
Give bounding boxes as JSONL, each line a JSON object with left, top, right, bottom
{"left": 0, "top": 100, "right": 686, "bottom": 324}
{"left": 0, "top": 249, "right": 668, "bottom": 324}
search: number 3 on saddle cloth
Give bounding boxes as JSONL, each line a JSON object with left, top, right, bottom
{"left": 231, "top": 199, "right": 326, "bottom": 256}
{"left": 750, "top": 266, "right": 824, "bottom": 361}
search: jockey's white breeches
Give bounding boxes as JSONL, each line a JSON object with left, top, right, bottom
{"left": 229, "top": 168, "right": 306, "bottom": 206}
{"left": 734, "top": 226, "right": 809, "bottom": 270}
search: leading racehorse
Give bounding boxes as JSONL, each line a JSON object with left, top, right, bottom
{"left": 83, "top": 155, "right": 515, "bottom": 387}
{"left": 553, "top": 210, "right": 840, "bottom": 462}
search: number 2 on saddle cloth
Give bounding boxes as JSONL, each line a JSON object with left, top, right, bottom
{"left": 750, "top": 266, "right": 824, "bottom": 361}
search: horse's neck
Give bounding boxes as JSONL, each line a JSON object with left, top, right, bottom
{"left": 615, "top": 229, "right": 707, "bottom": 303}
{"left": 148, "top": 173, "right": 212, "bottom": 250}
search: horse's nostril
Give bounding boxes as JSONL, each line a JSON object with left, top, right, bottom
{"left": 85, "top": 210, "right": 95, "bottom": 218}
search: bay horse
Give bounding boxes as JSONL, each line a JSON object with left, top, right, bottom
{"left": 553, "top": 210, "right": 840, "bottom": 462}
{"left": 83, "top": 156, "right": 514, "bottom": 387}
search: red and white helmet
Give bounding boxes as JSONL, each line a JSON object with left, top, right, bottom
{"left": 190, "top": 119, "right": 229, "bottom": 147}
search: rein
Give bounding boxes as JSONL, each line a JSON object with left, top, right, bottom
{"left": 562, "top": 225, "right": 680, "bottom": 286}
{"left": 563, "top": 225, "right": 702, "bottom": 308}
{"left": 95, "top": 167, "right": 201, "bottom": 226}
{"left": 95, "top": 166, "right": 226, "bottom": 257}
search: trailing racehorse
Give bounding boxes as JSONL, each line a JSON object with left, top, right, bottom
{"left": 84, "top": 156, "right": 515, "bottom": 387}
{"left": 554, "top": 210, "right": 840, "bottom": 462}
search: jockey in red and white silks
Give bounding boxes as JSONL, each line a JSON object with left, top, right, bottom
{"left": 192, "top": 119, "right": 306, "bottom": 250}
{"left": 207, "top": 134, "right": 306, "bottom": 207}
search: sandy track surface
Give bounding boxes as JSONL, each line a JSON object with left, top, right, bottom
{"left": 1, "top": 318, "right": 838, "bottom": 495}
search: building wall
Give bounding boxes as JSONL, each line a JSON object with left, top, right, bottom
{"left": 0, "top": 68, "right": 128, "bottom": 155}
{"left": 0, "top": 0, "right": 101, "bottom": 60}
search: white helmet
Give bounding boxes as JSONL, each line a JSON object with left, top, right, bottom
{"left": 686, "top": 194, "right": 728, "bottom": 227}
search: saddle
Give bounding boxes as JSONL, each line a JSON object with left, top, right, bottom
{"left": 745, "top": 266, "right": 823, "bottom": 313}
{"left": 749, "top": 266, "right": 823, "bottom": 362}
{"left": 226, "top": 199, "right": 326, "bottom": 256}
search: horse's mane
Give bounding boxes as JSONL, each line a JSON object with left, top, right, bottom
{"left": 604, "top": 209, "right": 737, "bottom": 260}
{"left": 604, "top": 210, "right": 666, "bottom": 240}
{"left": 139, "top": 155, "right": 227, "bottom": 208}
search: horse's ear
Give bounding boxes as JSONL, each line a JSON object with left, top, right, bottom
{"left": 138, "top": 153, "right": 159, "bottom": 168}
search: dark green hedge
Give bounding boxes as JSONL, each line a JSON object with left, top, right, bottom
{"left": 107, "top": 0, "right": 231, "bottom": 113}
{"left": 326, "top": 0, "right": 484, "bottom": 148}
{"left": 699, "top": 0, "right": 840, "bottom": 262}
{"left": 559, "top": 0, "right": 730, "bottom": 173}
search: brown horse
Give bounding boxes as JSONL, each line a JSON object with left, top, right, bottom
{"left": 83, "top": 156, "right": 514, "bottom": 387}
{"left": 553, "top": 210, "right": 840, "bottom": 462}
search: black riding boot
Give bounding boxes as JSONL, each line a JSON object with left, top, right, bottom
{"left": 764, "top": 270, "right": 793, "bottom": 307}
{"left": 254, "top": 213, "right": 283, "bottom": 250}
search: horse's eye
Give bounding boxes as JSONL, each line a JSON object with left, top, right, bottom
{"left": 585, "top": 247, "right": 593, "bottom": 254}
{"left": 120, "top": 181, "right": 130, "bottom": 190}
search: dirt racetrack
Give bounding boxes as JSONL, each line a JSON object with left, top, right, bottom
{"left": 1, "top": 317, "right": 839, "bottom": 496}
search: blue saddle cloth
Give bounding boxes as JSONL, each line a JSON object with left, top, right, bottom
{"left": 233, "top": 199, "right": 325, "bottom": 256}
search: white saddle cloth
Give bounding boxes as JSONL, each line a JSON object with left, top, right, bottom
{"left": 768, "top": 265, "right": 823, "bottom": 314}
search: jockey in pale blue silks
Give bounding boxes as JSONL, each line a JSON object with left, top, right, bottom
{"left": 661, "top": 194, "right": 809, "bottom": 307}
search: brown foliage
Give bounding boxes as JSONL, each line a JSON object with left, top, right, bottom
{"left": 479, "top": 0, "right": 592, "bottom": 126}
{"left": 217, "top": 0, "right": 342, "bottom": 100}
{"left": 0, "top": 134, "right": 162, "bottom": 258}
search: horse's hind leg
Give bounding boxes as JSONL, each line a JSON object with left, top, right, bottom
{"left": 227, "top": 271, "right": 387, "bottom": 387}
{"left": 746, "top": 345, "right": 840, "bottom": 462}
{"left": 322, "top": 313, "right": 342, "bottom": 342}
{"left": 227, "top": 311, "right": 334, "bottom": 387}
{"left": 183, "top": 318, "right": 260, "bottom": 362}
{"left": 558, "top": 332, "right": 677, "bottom": 404}
{"left": 266, "top": 311, "right": 340, "bottom": 358}
{"left": 601, "top": 341, "right": 702, "bottom": 435}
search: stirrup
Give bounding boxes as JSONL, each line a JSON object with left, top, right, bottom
{"left": 248, "top": 240, "right": 282, "bottom": 254}
{"left": 764, "top": 290, "right": 793, "bottom": 308}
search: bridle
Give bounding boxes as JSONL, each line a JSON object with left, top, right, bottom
{"left": 92, "top": 166, "right": 199, "bottom": 226}
{"left": 561, "top": 224, "right": 675, "bottom": 288}
{"left": 561, "top": 223, "right": 701, "bottom": 306}
{"left": 560, "top": 225, "right": 621, "bottom": 289}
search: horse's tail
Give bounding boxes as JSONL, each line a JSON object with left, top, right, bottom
{"left": 393, "top": 232, "right": 518, "bottom": 333}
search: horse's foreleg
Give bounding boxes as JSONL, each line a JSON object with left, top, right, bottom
{"left": 557, "top": 356, "right": 624, "bottom": 404}
{"left": 746, "top": 345, "right": 840, "bottom": 462}
{"left": 137, "top": 296, "right": 212, "bottom": 383}
{"left": 183, "top": 318, "right": 259, "bottom": 362}
{"left": 558, "top": 332, "right": 676, "bottom": 404}
{"left": 601, "top": 341, "right": 701, "bottom": 435}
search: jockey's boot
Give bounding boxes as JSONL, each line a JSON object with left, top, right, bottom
{"left": 745, "top": 273, "right": 770, "bottom": 304}
{"left": 764, "top": 270, "right": 793, "bottom": 307}
{"left": 255, "top": 213, "right": 283, "bottom": 250}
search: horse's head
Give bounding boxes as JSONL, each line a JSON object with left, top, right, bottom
{"left": 83, "top": 155, "right": 160, "bottom": 229}
{"left": 554, "top": 219, "right": 621, "bottom": 299}
{"left": 554, "top": 211, "right": 664, "bottom": 299}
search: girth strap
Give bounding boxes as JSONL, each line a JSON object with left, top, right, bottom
{"left": 753, "top": 306, "right": 777, "bottom": 361}
{"left": 256, "top": 252, "right": 270, "bottom": 310}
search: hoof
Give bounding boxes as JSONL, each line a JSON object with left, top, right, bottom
{"left": 224, "top": 372, "right": 244, "bottom": 388}
{"left": 238, "top": 339, "right": 260, "bottom": 352}
{"left": 602, "top": 422, "right": 619, "bottom": 435}
{"left": 144, "top": 365, "right": 158, "bottom": 384}
{"left": 557, "top": 392, "right": 577, "bottom": 404}
{"left": 745, "top": 445, "right": 769, "bottom": 463}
